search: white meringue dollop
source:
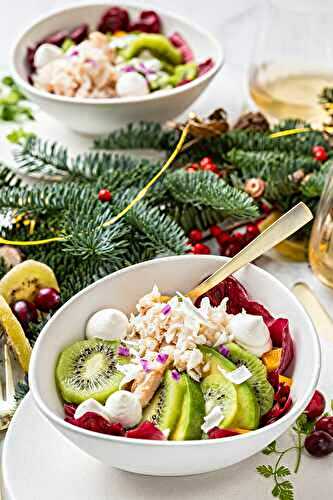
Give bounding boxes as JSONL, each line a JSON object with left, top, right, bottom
{"left": 105, "top": 390, "right": 142, "bottom": 428}
{"left": 34, "top": 43, "right": 63, "bottom": 69}
{"left": 228, "top": 312, "right": 272, "bottom": 357}
{"left": 86, "top": 308, "right": 129, "bottom": 341}
{"left": 116, "top": 71, "right": 149, "bottom": 97}
{"left": 74, "top": 398, "right": 111, "bottom": 421}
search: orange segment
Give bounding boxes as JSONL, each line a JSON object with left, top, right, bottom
{"left": 0, "top": 295, "right": 31, "bottom": 372}
{"left": 262, "top": 348, "right": 282, "bottom": 372}
{"left": 279, "top": 375, "right": 293, "bottom": 387}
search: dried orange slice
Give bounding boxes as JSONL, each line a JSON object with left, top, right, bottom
{"left": 262, "top": 348, "right": 282, "bottom": 372}
{"left": 0, "top": 295, "right": 31, "bottom": 372}
{"left": 0, "top": 260, "right": 59, "bottom": 305}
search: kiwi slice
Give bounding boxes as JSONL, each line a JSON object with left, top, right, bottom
{"left": 226, "top": 342, "right": 274, "bottom": 417}
{"left": 171, "top": 374, "right": 205, "bottom": 441}
{"left": 0, "top": 294, "right": 31, "bottom": 372}
{"left": 55, "top": 339, "right": 124, "bottom": 404}
{"left": 200, "top": 346, "right": 260, "bottom": 430}
{"left": 143, "top": 370, "right": 186, "bottom": 433}
{"left": 0, "top": 260, "right": 59, "bottom": 305}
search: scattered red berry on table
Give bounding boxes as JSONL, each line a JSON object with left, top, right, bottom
{"left": 188, "top": 229, "right": 203, "bottom": 243}
{"left": 192, "top": 243, "right": 211, "bottom": 255}
{"left": 312, "top": 145, "right": 328, "bottom": 162}
{"left": 305, "top": 390, "right": 326, "bottom": 420}
{"left": 315, "top": 416, "right": 333, "bottom": 437}
{"left": 210, "top": 225, "right": 223, "bottom": 238}
{"left": 34, "top": 287, "right": 61, "bottom": 312}
{"left": 12, "top": 300, "right": 38, "bottom": 328}
{"left": 98, "top": 188, "right": 112, "bottom": 202}
{"left": 304, "top": 430, "right": 333, "bottom": 457}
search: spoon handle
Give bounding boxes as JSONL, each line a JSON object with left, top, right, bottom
{"left": 187, "top": 202, "right": 313, "bottom": 302}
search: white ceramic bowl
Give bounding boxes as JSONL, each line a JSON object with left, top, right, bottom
{"left": 11, "top": 2, "right": 223, "bottom": 135}
{"left": 29, "top": 256, "right": 321, "bottom": 476}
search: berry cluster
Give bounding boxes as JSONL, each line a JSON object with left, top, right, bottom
{"left": 12, "top": 287, "right": 61, "bottom": 339}
{"left": 312, "top": 145, "right": 328, "bottom": 163}
{"left": 304, "top": 390, "right": 333, "bottom": 457}
{"left": 186, "top": 156, "right": 220, "bottom": 175}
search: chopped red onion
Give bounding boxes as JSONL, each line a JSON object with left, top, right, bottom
{"left": 70, "top": 50, "right": 80, "bottom": 57}
{"left": 161, "top": 304, "right": 171, "bottom": 315}
{"left": 65, "top": 412, "right": 125, "bottom": 436}
{"left": 198, "top": 58, "right": 214, "bottom": 76}
{"left": 122, "top": 65, "right": 136, "bottom": 72}
{"left": 218, "top": 345, "right": 230, "bottom": 358}
{"left": 117, "top": 346, "right": 130, "bottom": 357}
{"left": 64, "top": 403, "right": 77, "bottom": 419}
{"left": 171, "top": 369, "right": 181, "bottom": 381}
{"left": 156, "top": 353, "right": 168, "bottom": 364}
{"left": 169, "top": 32, "right": 194, "bottom": 63}
{"left": 140, "top": 358, "right": 151, "bottom": 372}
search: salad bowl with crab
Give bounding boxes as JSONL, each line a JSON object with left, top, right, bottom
{"left": 11, "top": 3, "right": 223, "bottom": 134}
{"left": 30, "top": 256, "right": 320, "bottom": 476}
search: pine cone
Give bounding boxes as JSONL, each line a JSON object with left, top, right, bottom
{"left": 233, "top": 112, "right": 269, "bottom": 132}
{"left": 244, "top": 178, "right": 266, "bottom": 198}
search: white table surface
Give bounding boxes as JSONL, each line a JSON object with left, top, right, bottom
{"left": 1, "top": 1, "right": 333, "bottom": 498}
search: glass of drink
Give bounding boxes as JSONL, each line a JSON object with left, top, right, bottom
{"left": 248, "top": 0, "right": 333, "bottom": 127}
{"left": 309, "top": 165, "right": 333, "bottom": 287}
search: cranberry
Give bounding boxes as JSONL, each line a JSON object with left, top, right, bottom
{"left": 210, "top": 225, "right": 222, "bottom": 238}
{"left": 305, "top": 390, "right": 326, "bottom": 420}
{"left": 200, "top": 157, "right": 213, "bottom": 168}
{"left": 189, "top": 229, "right": 203, "bottom": 243}
{"left": 69, "top": 24, "right": 89, "bottom": 44}
{"left": 203, "top": 162, "right": 219, "bottom": 175}
{"left": 192, "top": 243, "right": 211, "bottom": 255}
{"left": 34, "top": 287, "right": 61, "bottom": 312}
{"left": 98, "top": 188, "right": 112, "bottom": 202}
{"left": 12, "top": 300, "right": 38, "bottom": 328}
{"left": 304, "top": 431, "right": 333, "bottom": 457}
{"left": 315, "top": 416, "right": 333, "bottom": 437}
{"left": 312, "top": 145, "right": 328, "bottom": 162}
{"left": 216, "top": 231, "right": 232, "bottom": 246}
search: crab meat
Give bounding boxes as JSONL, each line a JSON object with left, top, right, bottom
{"left": 132, "top": 360, "right": 170, "bottom": 408}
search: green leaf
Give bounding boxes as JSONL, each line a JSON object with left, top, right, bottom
{"left": 294, "top": 413, "right": 315, "bottom": 435}
{"left": 2, "top": 75, "right": 15, "bottom": 87}
{"left": 256, "top": 465, "right": 273, "bottom": 478}
{"left": 262, "top": 441, "right": 277, "bottom": 455}
{"left": 7, "top": 128, "right": 36, "bottom": 145}
{"left": 276, "top": 466, "right": 291, "bottom": 477}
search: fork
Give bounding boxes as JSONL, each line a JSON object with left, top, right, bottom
{"left": 0, "top": 344, "right": 16, "bottom": 500}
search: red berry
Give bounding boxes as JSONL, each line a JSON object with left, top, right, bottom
{"left": 260, "top": 201, "right": 272, "bottom": 215}
{"left": 203, "top": 162, "right": 219, "bottom": 174}
{"left": 312, "top": 145, "right": 328, "bottom": 162}
{"left": 186, "top": 167, "right": 197, "bottom": 173}
{"left": 305, "top": 390, "right": 326, "bottom": 420}
{"left": 193, "top": 243, "right": 211, "bottom": 255}
{"left": 98, "top": 188, "right": 112, "bottom": 202}
{"left": 200, "top": 157, "right": 213, "bottom": 168}
{"left": 315, "top": 416, "right": 333, "bottom": 437}
{"left": 233, "top": 230, "right": 245, "bottom": 242}
{"left": 34, "top": 287, "right": 61, "bottom": 312}
{"left": 12, "top": 300, "right": 38, "bottom": 328}
{"left": 245, "top": 223, "right": 260, "bottom": 243}
{"left": 189, "top": 229, "right": 203, "bottom": 243}
{"left": 210, "top": 225, "right": 222, "bottom": 238}
{"left": 304, "top": 431, "right": 333, "bottom": 457}
{"left": 216, "top": 231, "right": 231, "bottom": 246}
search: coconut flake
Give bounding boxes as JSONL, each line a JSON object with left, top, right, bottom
{"left": 176, "top": 292, "right": 214, "bottom": 327}
{"left": 218, "top": 365, "right": 252, "bottom": 384}
{"left": 201, "top": 406, "right": 224, "bottom": 433}
{"left": 116, "top": 363, "right": 142, "bottom": 388}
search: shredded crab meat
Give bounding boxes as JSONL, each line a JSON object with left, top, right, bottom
{"left": 125, "top": 286, "right": 234, "bottom": 382}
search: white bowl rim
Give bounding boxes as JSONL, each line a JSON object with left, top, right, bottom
{"left": 11, "top": 1, "right": 224, "bottom": 105}
{"left": 30, "top": 255, "right": 321, "bottom": 447}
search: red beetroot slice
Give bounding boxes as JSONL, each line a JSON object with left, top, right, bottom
{"left": 126, "top": 421, "right": 165, "bottom": 440}
{"left": 198, "top": 58, "right": 214, "bottom": 76}
{"left": 97, "top": 7, "right": 130, "bottom": 34}
{"left": 65, "top": 412, "right": 125, "bottom": 436}
{"left": 169, "top": 32, "right": 194, "bottom": 62}
{"left": 195, "top": 275, "right": 294, "bottom": 373}
{"left": 69, "top": 24, "right": 89, "bottom": 44}
{"left": 208, "top": 428, "right": 239, "bottom": 439}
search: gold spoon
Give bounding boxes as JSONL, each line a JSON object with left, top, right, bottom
{"left": 186, "top": 202, "right": 313, "bottom": 302}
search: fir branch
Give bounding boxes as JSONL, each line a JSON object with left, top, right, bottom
{"left": 93, "top": 122, "right": 179, "bottom": 151}
{"left": 0, "top": 162, "right": 22, "bottom": 188}
{"left": 319, "top": 87, "right": 333, "bottom": 106}
{"left": 14, "top": 376, "right": 30, "bottom": 404}
{"left": 165, "top": 170, "right": 259, "bottom": 219}
{"left": 14, "top": 136, "right": 69, "bottom": 177}
{"left": 301, "top": 161, "right": 333, "bottom": 199}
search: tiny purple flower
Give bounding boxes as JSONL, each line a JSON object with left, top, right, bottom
{"left": 161, "top": 304, "right": 171, "bottom": 315}
{"left": 156, "top": 353, "right": 168, "bottom": 364}
{"left": 117, "top": 346, "right": 130, "bottom": 357}
{"left": 171, "top": 370, "right": 181, "bottom": 382}
{"left": 140, "top": 359, "right": 151, "bottom": 373}
{"left": 218, "top": 345, "right": 230, "bottom": 358}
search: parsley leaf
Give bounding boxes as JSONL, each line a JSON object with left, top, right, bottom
{"left": 257, "top": 465, "right": 274, "bottom": 478}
